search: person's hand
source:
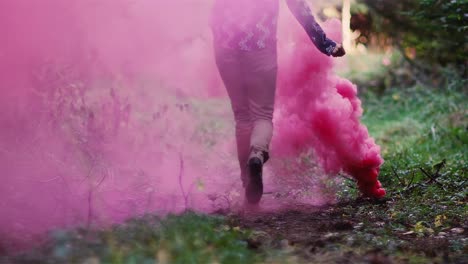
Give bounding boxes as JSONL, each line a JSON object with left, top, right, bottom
{"left": 331, "top": 43, "right": 346, "bottom": 57}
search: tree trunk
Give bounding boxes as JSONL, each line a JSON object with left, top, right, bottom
{"left": 342, "top": 0, "right": 352, "bottom": 52}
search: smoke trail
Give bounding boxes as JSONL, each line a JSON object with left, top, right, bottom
{"left": 0, "top": 0, "right": 383, "bottom": 252}
{"left": 272, "top": 10, "right": 385, "bottom": 198}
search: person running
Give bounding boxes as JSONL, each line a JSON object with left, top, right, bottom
{"left": 211, "top": 0, "right": 345, "bottom": 204}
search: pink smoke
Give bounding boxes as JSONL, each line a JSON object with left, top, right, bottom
{"left": 273, "top": 11, "right": 385, "bottom": 198}
{"left": 0, "top": 0, "right": 384, "bottom": 253}
{"left": 0, "top": 0, "right": 227, "bottom": 252}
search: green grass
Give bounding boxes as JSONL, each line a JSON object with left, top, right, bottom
{"left": 11, "top": 212, "right": 261, "bottom": 264}
{"left": 327, "top": 84, "right": 467, "bottom": 262}
{"left": 361, "top": 85, "right": 467, "bottom": 227}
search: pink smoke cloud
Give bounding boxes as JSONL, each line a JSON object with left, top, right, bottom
{"left": 273, "top": 12, "right": 385, "bottom": 198}
{"left": 0, "top": 0, "right": 384, "bottom": 253}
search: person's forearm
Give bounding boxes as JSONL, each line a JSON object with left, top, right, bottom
{"left": 285, "top": 0, "right": 336, "bottom": 55}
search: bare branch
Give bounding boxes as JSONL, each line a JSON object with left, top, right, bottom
{"left": 419, "top": 167, "right": 446, "bottom": 191}
{"left": 178, "top": 152, "right": 188, "bottom": 210}
{"left": 391, "top": 166, "right": 405, "bottom": 186}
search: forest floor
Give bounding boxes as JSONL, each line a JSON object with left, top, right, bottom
{"left": 230, "top": 197, "right": 466, "bottom": 263}
{"left": 233, "top": 60, "right": 468, "bottom": 263}
{"left": 3, "top": 56, "right": 467, "bottom": 264}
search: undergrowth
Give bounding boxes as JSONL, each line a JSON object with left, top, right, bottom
{"left": 4, "top": 80, "right": 466, "bottom": 264}
{"left": 362, "top": 85, "right": 467, "bottom": 227}
{"left": 7, "top": 212, "right": 260, "bottom": 264}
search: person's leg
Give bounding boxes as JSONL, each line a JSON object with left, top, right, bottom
{"left": 214, "top": 48, "right": 252, "bottom": 187}
{"left": 240, "top": 46, "right": 278, "bottom": 204}
{"left": 243, "top": 46, "right": 278, "bottom": 161}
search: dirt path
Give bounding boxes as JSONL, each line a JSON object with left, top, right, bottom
{"left": 226, "top": 198, "right": 466, "bottom": 263}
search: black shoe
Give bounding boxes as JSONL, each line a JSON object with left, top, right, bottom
{"left": 246, "top": 157, "right": 263, "bottom": 204}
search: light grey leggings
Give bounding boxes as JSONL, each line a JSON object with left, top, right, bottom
{"left": 215, "top": 46, "right": 278, "bottom": 185}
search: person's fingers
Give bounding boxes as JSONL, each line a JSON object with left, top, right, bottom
{"left": 332, "top": 45, "right": 339, "bottom": 56}
{"left": 333, "top": 44, "right": 341, "bottom": 53}
{"left": 332, "top": 44, "right": 345, "bottom": 57}
{"left": 338, "top": 47, "right": 346, "bottom": 56}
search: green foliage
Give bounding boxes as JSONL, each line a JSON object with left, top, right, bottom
{"left": 361, "top": 85, "right": 467, "bottom": 227}
{"left": 332, "top": 84, "right": 467, "bottom": 262}
{"left": 402, "top": 0, "right": 467, "bottom": 65}
{"left": 342, "top": 51, "right": 416, "bottom": 94}
{"left": 11, "top": 212, "right": 260, "bottom": 264}
{"left": 359, "top": 0, "right": 467, "bottom": 67}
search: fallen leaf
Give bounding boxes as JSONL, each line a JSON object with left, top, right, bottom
{"left": 82, "top": 257, "right": 100, "bottom": 264}
{"left": 324, "top": 232, "right": 339, "bottom": 239}
{"left": 450, "top": 228, "right": 464, "bottom": 234}
{"left": 414, "top": 221, "right": 432, "bottom": 235}
{"left": 434, "top": 215, "right": 447, "bottom": 228}
{"left": 157, "top": 249, "right": 169, "bottom": 264}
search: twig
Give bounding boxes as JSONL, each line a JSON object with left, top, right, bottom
{"left": 419, "top": 167, "right": 446, "bottom": 191}
{"left": 85, "top": 164, "right": 95, "bottom": 230}
{"left": 39, "top": 176, "right": 61, "bottom": 183}
{"left": 405, "top": 182, "right": 425, "bottom": 192}
{"left": 406, "top": 171, "right": 416, "bottom": 190}
{"left": 433, "top": 159, "right": 446, "bottom": 176}
{"left": 391, "top": 166, "right": 405, "bottom": 186}
{"left": 457, "top": 179, "right": 467, "bottom": 190}
{"left": 87, "top": 189, "right": 93, "bottom": 230}
{"left": 221, "top": 195, "right": 232, "bottom": 210}
{"left": 391, "top": 166, "right": 405, "bottom": 197}
{"left": 178, "top": 152, "right": 188, "bottom": 210}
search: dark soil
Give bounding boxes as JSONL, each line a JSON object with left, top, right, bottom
{"left": 227, "top": 198, "right": 468, "bottom": 264}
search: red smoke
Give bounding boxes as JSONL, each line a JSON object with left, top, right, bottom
{"left": 0, "top": 0, "right": 384, "bottom": 253}
{"left": 273, "top": 13, "right": 385, "bottom": 198}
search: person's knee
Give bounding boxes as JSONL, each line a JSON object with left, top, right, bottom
{"left": 253, "top": 117, "right": 272, "bottom": 125}
{"left": 235, "top": 120, "right": 252, "bottom": 135}
{"left": 249, "top": 101, "right": 274, "bottom": 122}
{"left": 233, "top": 106, "right": 251, "bottom": 122}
